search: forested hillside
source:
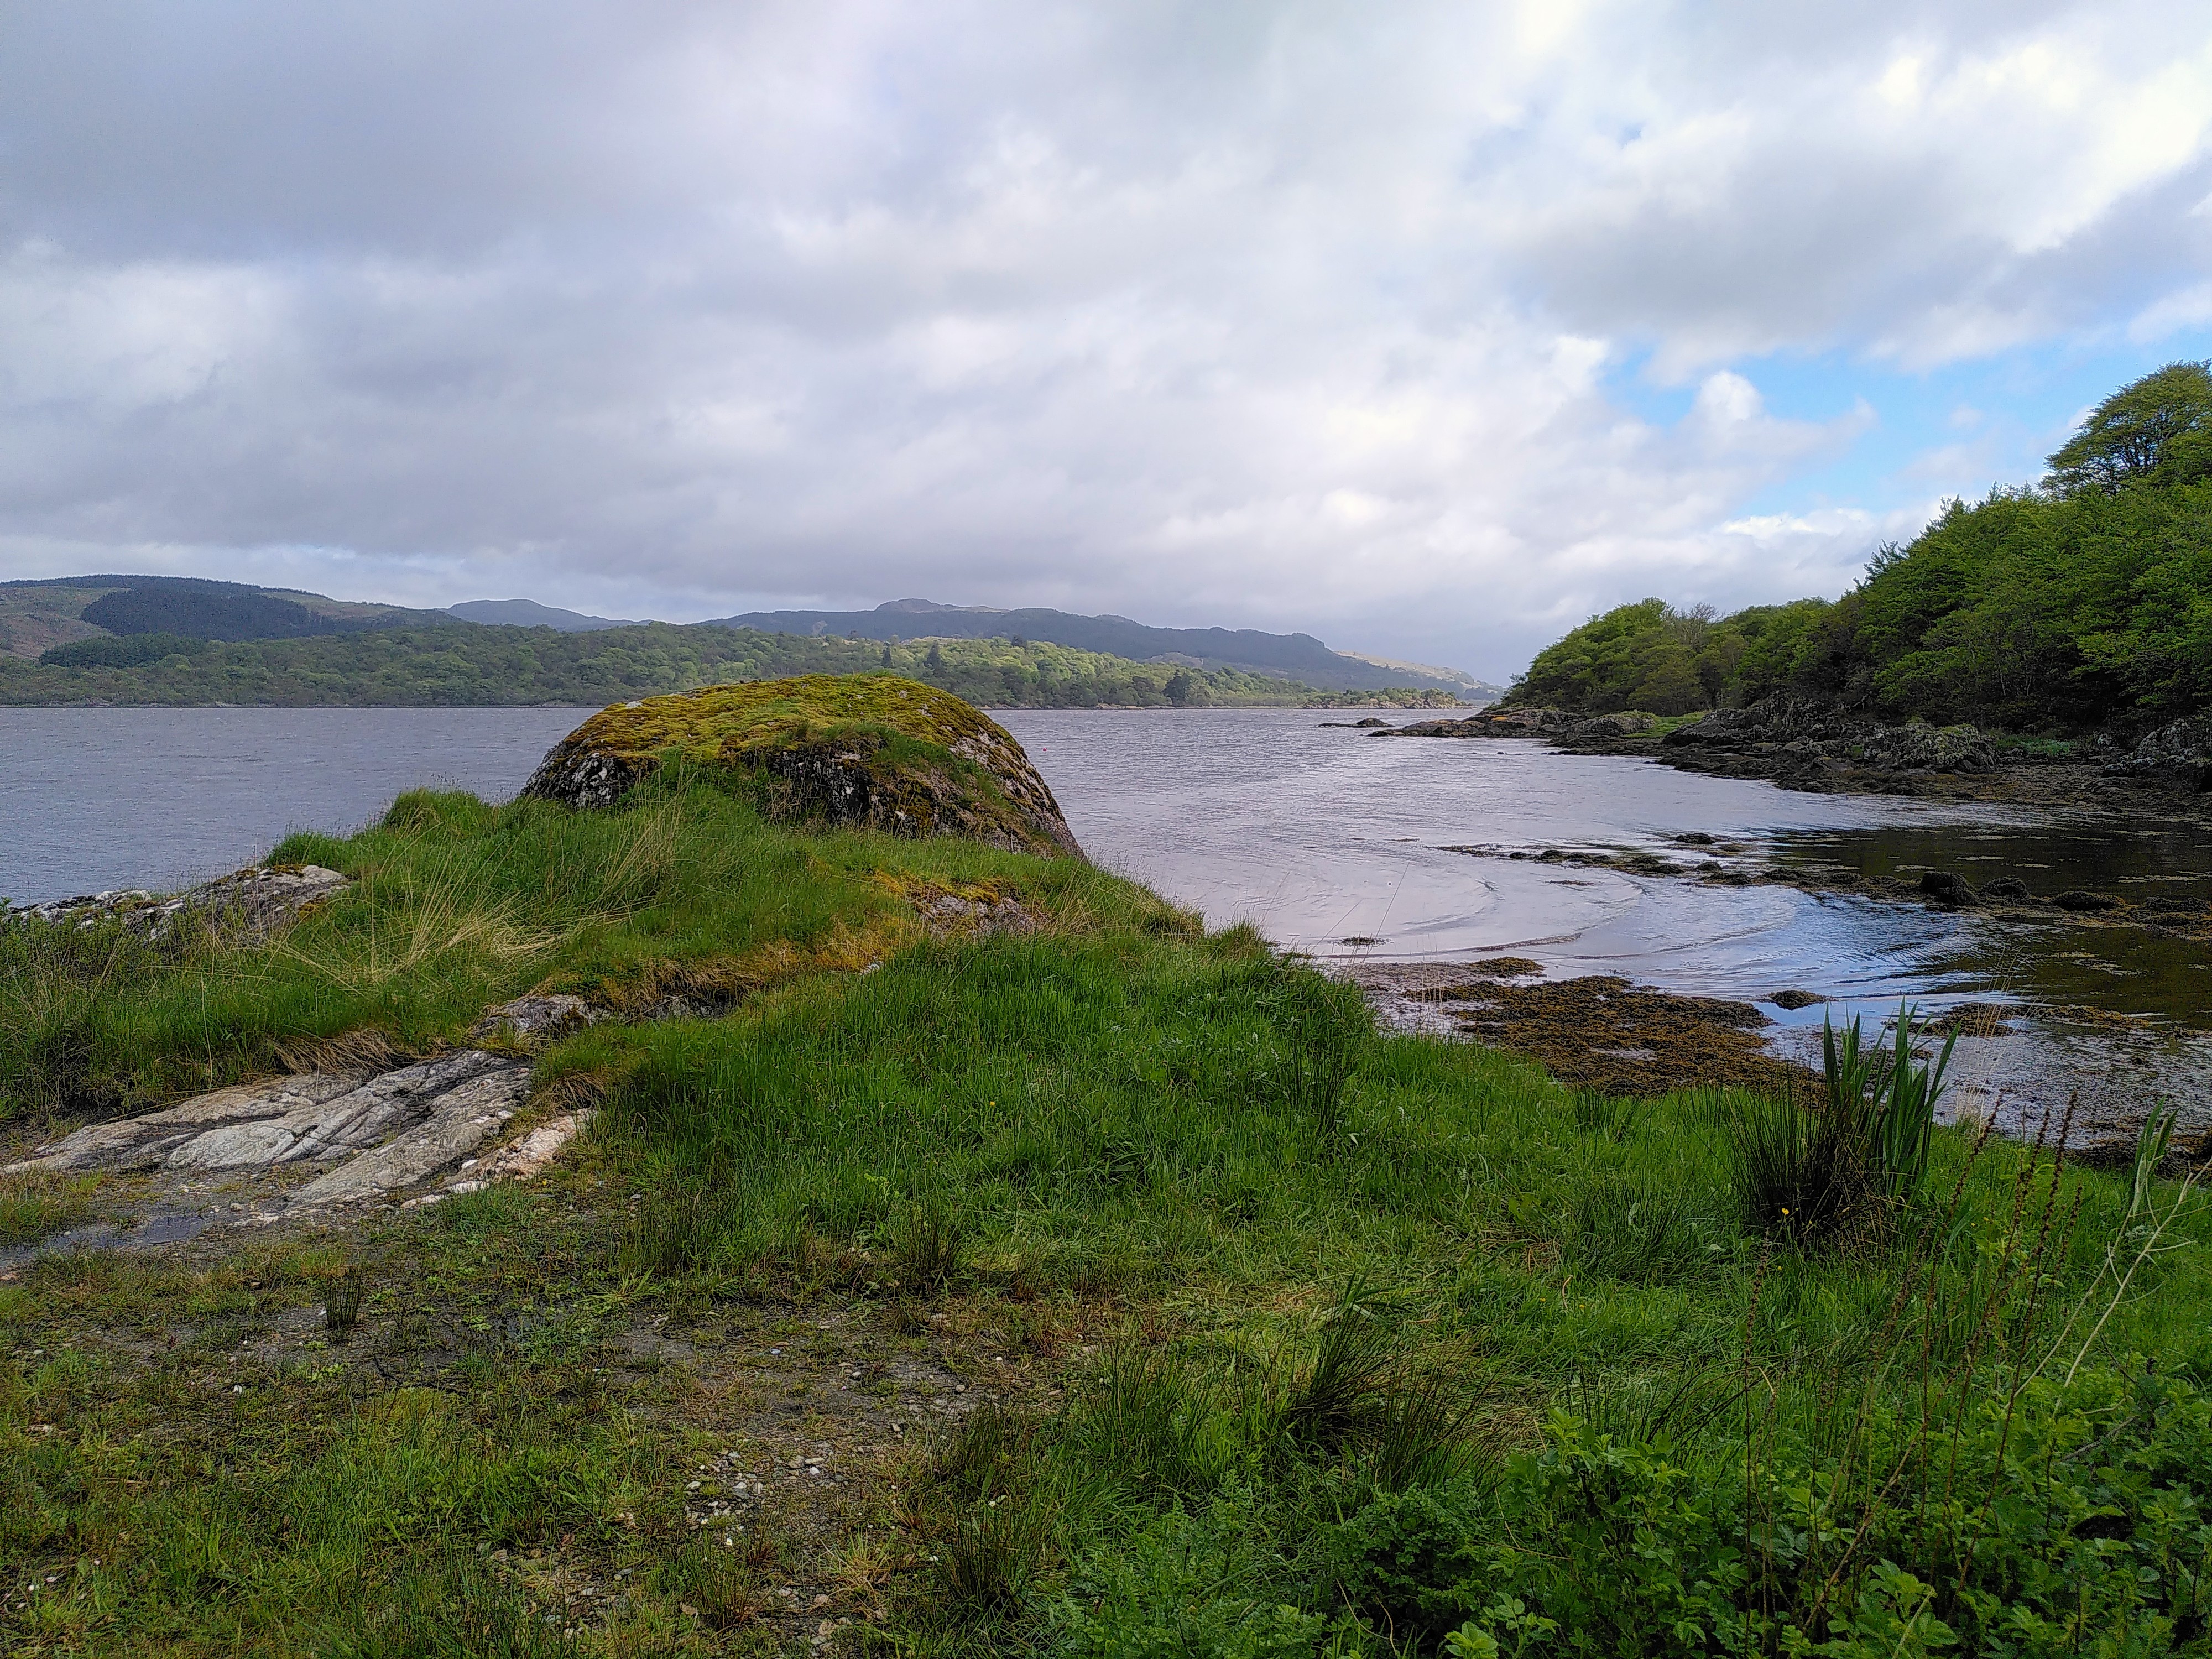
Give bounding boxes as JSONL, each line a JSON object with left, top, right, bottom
{"left": 0, "top": 621, "right": 1460, "bottom": 709}
{"left": 1507, "top": 362, "right": 2212, "bottom": 734}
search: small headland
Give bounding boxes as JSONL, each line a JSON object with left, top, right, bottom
{"left": 3, "top": 675, "right": 2210, "bottom": 1651}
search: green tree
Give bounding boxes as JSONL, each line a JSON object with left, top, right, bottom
{"left": 2046, "top": 359, "right": 2212, "bottom": 495}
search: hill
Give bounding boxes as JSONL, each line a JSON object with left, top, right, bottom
{"left": 1505, "top": 361, "right": 2212, "bottom": 738}
{"left": 0, "top": 574, "right": 436, "bottom": 659}
{"left": 0, "top": 620, "right": 1462, "bottom": 709}
{"left": 446, "top": 598, "right": 639, "bottom": 631}
{"left": 3, "top": 575, "right": 1492, "bottom": 705}
{"left": 711, "top": 597, "right": 1498, "bottom": 696}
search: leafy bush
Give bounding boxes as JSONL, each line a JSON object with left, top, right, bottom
{"left": 1056, "top": 1498, "right": 1330, "bottom": 1659}
{"left": 1441, "top": 1366, "right": 2212, "bottom": 1656}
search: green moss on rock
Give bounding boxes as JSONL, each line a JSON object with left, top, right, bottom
{"left": 523, "top": 674, "right": 1082, "bottom": 857}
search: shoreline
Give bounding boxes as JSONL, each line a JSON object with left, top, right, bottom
{"left": 1374, "top": 703, "right": 2211, "bottom": 818}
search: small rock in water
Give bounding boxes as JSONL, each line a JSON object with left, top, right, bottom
{"left": 2052, "top": 889, "right": 2121, "bottom": 913}
{"left": 1917, "top": 870, "right": 1978, "bottom": 906}
{"left": 1769, "top": 989, "right": 1825, "bottom": 1010}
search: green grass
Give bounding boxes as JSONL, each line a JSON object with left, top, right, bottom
{"left": 2, "top": 779, "right": 2209, "bottom": 1655}
{"left": 0, "top": 775, "right": 1172, "bottom": 1130}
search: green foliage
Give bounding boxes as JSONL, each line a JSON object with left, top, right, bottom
{"left": 1509, "top": 362, "right": 2212, "bottom": 730}
{"left": 0, "top": 619, "right": 1459, "bottom": 709}
{"left": 2046, "top": 359, "right": 2212, "bottom": 495}
{"left": 1508, "top": 597, "right": 1861, "bottom": 717}
{"left": 1442, "top": 1366, "right": 2212, "bottom": 1656}
{"left": 38, "top": 631, "right": 208, "bottom": 669}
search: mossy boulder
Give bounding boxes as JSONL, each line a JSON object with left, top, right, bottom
{"left": 523, "top": 675, "right": 1082, "bottom": 857}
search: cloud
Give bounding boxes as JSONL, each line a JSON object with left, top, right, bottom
{"left": 2, "top": 0, "right": 2209, "bottom": 675}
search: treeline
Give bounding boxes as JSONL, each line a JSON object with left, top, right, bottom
{"left": 1, "top": 622, "right": 1459, "bottom": 709}
{"left": 1509, "top": 362, "right": 2212, "bottom": 733}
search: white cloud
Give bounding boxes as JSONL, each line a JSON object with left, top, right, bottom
{"left": 1, "top": 0, "right": 2209, "bottom": 675}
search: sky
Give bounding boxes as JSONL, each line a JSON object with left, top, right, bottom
{"left": 3, "top": 2, "right": 2212, "bottom": 681}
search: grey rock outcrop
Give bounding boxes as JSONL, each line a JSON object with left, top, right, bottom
{"left": 1373, "top": 707, "right": 1580, "bottom": 739}
{"left": 1660, "top": 698, "right": 1993, "bottom": 776}
{"left": 10, "top": 864, "right": 351, "bottom": 940}
{"left": 6, "top": 1051, "right": 533, "bottom": 1206}
{"left": 2106, "top": 716, "right": 2212, "bottom": 792}
{"left": 470, "top": 993, "right": 597, "bottom": 1046}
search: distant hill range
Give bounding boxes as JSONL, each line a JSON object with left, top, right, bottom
{"left": 446, "top": 598, "right": 641, "bottom": 632}
{"left": 0, "top": 575, "right": 1498, "bottom": 698}
{"left": 0, "top": 574, "right": 440, "bottom": 660}
{"left": 707, "top": 598, "right": 1496, "bottom": 696}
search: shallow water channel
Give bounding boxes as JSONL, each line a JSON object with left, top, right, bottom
{"left": 1002, "top": 708, "right": 2212, "bottom": 1141}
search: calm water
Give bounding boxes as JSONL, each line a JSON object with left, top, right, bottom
{"left": 5, "top": 705, "right": 2204, "bottom": 1136}
{"left": 999, "top": 708, "right": 2212, "bottom": 1137}
{"left": 0, "top": 707, "right": 585, "bottom": 903}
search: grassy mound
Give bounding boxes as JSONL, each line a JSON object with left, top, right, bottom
{"left": 524, "top": 675, "right": 1081, "bottom": 855}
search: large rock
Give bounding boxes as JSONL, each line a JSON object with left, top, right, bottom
{"left": 1661, "top": 696, "right": 1869, "bottom": 750}
{"left": 523, "top": 675, "right": 1082, "bottom": 857}
{"left": 6, "top": 1051, "right": 527, "bottom": 1178}
{"left": 2107, "top": 716, "right": 2212, "bottom": 791}
{"left": 1854, "top": 720, "right": 1995, "bottom": 774}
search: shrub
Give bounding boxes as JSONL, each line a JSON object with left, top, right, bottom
{"left": 1442, "top": 1366, "right": 2212, "bottom": 1656}
{"left": 1728, "top": 1005, "right": 1954, "bottom": 1245}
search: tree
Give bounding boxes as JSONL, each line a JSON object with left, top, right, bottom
{"left": 2046, "top": 361, "right": 2212, "bottom": 495}
{"left": 925, "top": 641, "right": 945, "bottom": 672}
{"left": 1164, "top": 670, "right": 1193, "bottom": 708}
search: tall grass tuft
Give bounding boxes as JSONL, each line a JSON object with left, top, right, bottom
{"left": 1728, "top": 1003, "right": 1955, "bottom": 1246}
{"left": 322, "top": 1266, "right": 368, "bottom": 1343}
{"left": 1269, "top": 966, "right": 1370, "bottom": 1142}
{"left": 622, "top": 1184, "right": 742, "bottom": 1276}
{"left": 893, "top": 1196, "right": 966, "bottom": 1293}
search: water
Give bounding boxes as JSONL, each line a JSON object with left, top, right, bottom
{"left": 999, "top": 708, "right": 2212, "bottom": 1138}
{"left": 4, "top": 704, "right": 2202, "bottom": 1138}
{"left": 1001, "top": 707, "right": 2018, "bottom": 999}
{"left": 0, "top": 707, "right": 585, "bottom": 904}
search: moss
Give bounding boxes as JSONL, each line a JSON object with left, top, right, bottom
{"left": 562, "top": 674, "right": 1002, "bottom": 761}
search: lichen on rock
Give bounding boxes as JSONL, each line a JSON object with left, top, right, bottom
{"left": 523, "top": 675, "right": 1082, "bottom": 857}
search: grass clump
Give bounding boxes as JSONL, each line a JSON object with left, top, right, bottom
{"left": 1728, "top": 1004, "right": 1956, "bottom": 1246}
{"left": 0, "top": 1171, "right": 103, "bottom": 1247}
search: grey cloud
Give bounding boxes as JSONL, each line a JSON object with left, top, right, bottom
{"left": 2, "top": 0, "right": 2209, "bottom": 677}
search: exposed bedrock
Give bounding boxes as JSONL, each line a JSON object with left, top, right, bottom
{"left": 6, "top": 1051, "right": 532, "bottom": 1192}
{"left": 10, "top": 862, "right": 351, "bottom": 937}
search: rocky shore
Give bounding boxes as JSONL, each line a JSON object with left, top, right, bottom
{"left": 1373, "top": 697, "right": 2212, "bottom": 813}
